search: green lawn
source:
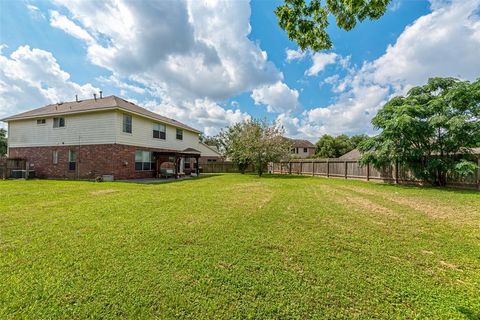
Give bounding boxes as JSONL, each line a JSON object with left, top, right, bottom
{"left": 1, "top": 174, "right": 479, "bottom": 319}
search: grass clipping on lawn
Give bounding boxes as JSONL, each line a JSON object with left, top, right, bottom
{"left": 0, "top": 174, "right": 479, "bottom": 319}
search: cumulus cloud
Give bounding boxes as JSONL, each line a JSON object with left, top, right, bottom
{"left": 281, "top": 0, "right": 480, "bottom": 139}
{"left": 285, "top": 48, "right": 306, "bottom": 61}
{"left": 251, "top": 81, "right": 300, "bottom": 113}
{"left": 0, "top": 45, "right": 98, "bottom": 120}
{"left": 49, "top": 11, "right": 95, "bottom": 44}
{"left": 45, "top": 0, "right": 286, "bottom": 132}
{"left": 144, "top": 98, "right": 250, "bottom": 136}
{"left": 305, "top": 52, "right": 338, "bottom": 76}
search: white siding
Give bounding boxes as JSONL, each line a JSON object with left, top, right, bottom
{"left": 7, "top": 111, "right": 117, "bottom": 147}
{"left": 114, "top": 111, "right": 200, "bottom": 151}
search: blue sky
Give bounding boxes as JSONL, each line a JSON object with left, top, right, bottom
{"left": 0, "top": 0, "right": 479, "bottom": 140}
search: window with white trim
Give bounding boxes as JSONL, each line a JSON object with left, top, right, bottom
{"left": 123, "top": 114, "right": 132, "bottom": 133}
{"left": 153, "top": 123, "right": 166, "bottom": 139}
{"left": 135, "top": 151, "right": 155, "bottom": 171}
{"left": 68, "top": 150, "right": 76, "bottom": 171}
{"left": 37, "top": 119, "right": 46, "bottom": 125}
{"left": 176, "top": 128, "right": 183, "bottom": 140}
{"left": 53, "top": 117, "right": 65, "bottom": 128}
{"left": 53, "top": 150, "right": 59, "bottom": 164}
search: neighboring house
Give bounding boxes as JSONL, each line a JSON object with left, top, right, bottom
{"left": 198, "top": 144, "right": 223, "bottom": 163}
{"left": 1, "top": 95, "right": 221, "bottom": 180}
{"left": 288, "top": 139, "right": 315, "bottom": 158}
{"left": 338, "top": 148, "right": 362, "bottom": 160}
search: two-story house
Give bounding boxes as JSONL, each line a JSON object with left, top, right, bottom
{"left": 288, "top": 139, "right": 316, "bottom": 158}
{"left": 1, "top": 95, "right": 221, "bottom": 180}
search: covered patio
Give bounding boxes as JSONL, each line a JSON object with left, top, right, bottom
{"left": 154, "top": 148, "right": 201, "bottom": 179}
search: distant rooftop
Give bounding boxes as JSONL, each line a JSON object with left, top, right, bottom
{"left": 287, "top": 138, "right": 315, "bottom": 148}
{"left": 1, "top": 95, "right": 200, "bottom": 133}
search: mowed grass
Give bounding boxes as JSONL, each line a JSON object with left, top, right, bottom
{"left": 0, "top": 174, "right": 479, "bottom": 319}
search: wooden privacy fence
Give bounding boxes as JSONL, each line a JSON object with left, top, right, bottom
{"left": 0, "top": 157, "right": 28, "bottom": 180}
{"left": 200, "top": 162, "right": 255, "bottom": 173}
{"left": 269, "top": 159, "right": 480, "bottom": 190}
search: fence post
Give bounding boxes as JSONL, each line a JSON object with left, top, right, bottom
{"left": 344, "top": 161, "right": 348, "bottom": 179}
{"left": 299, "top": 162, "right": 303, "bottom": 175}
{"left": 477, "top": 158, "right": 480, "bottom": 190}
{"left": 366, "top": 163, "right": 370, "bottom": 181}
{"left": 327, "top": 160, "right": 330, "bottom": 178}
{"left": 312, "top": 160, "right": 315, "bottom": 176}
{"left": 394, "top": 159, "right": 399, "bottom": 184}
{"left": 289, "top": 162, "right": 292, "bottom": 175}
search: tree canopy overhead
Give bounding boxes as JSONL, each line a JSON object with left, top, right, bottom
{"left": 275, "top": 0, "right": 391, "bottom": 51}
{"left": 359, "top": 77, "right": 480, "bottom": 186}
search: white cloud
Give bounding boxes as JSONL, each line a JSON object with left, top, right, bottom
{"left": 251, "top": 81, "right": 300, "bottom": 113}
{"left": 281, "top": 0, "right": 480, "bottom": 139}
{"left": 0, "top": 46, "right": 98, "bottom": 119}
{"left": 144, "top": 98, "right": 250, "bottom": 136}
{"left": 285, "top": 48, "right": 306, "bottom": 61}
{"left": 26, "top": 4, "right": 45, "bottom": 20}
{"left": 305, "top": 52, "right": 338, "bottom": 76}
{"left": 49, "top": 11, "right": 95, "bottom": 44}
{"left": 47, "top": 0, "right": 285, "bottom": 133}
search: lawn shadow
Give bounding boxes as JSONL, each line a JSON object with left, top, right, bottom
{"left": 114, "top": 174, "right": 221, "bottom": 185}
{"left": 457, "top": 307, "right": 480, "bottom": 320}
{"left": 255, "top": 173, "right": 311, "bottom": 180}
{"left": 374, "top": 181, "right": 480, "bottom": 195}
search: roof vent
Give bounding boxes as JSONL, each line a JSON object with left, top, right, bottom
{"left": 99, "top": 91, "right": 103, "bottom": 99}
{"left": 93, "top": 93, "right": 97, "bottom": 101}
{"left": 75, "top": 94, "right": 79, "bottom": 102}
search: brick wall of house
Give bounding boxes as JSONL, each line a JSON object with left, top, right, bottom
{"left": 8, "top": 144, "right": 156, "bottom": 180}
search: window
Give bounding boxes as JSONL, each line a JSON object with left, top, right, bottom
{"left": 68, "top": 150, "right": 76, "bottom": 171}
{"left": 176, "top": 128, "right": 183, "bottom": 140}
{"left": 53, "top": 150, "right": 59, "bottom": 164}
{"left": 184, "top": 158, "right": 191, "bottom": 169}
{"left": 207, "top": 159, "right": 217, "bottom": 162}
{"left": 295, "top": 148, "right": 299, "bottom": 154}
{"left": 123, "top": 114, "right": 132, "bottom": 133}
{"left": 153, "top": 123, "right": 166, "bottom": 139}
{"left": 303, "top": 148, "right": 308, "bottom": 153}
{"left": 37, "top": 119, "right": 46, "bottom": 125}
{"left": 53, "top": 117, "right": 65, "bottom": 128}
{"left": 135, "top": 151, "right": 155, "bottom": 171}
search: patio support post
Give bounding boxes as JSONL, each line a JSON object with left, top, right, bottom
{"left": 196, "top": 156, "right": 200, "bottom": 176}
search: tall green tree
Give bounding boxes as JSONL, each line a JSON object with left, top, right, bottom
{"left": 0, "top": 128, "right": 7, "bottom": 156}
{"left": 220, "top": 119, "right": 291, "bottom": 176}
{"left": 359, "top": 77, "right": 480, "bottom": 186}
{"left": 275, "top": 0, "right": 390, "bottom": 51}
{"left": 350, "top": 134, "right": 368, "bottom": 148}
{"left": 315, "top": 134, "right": 361, "bottom": 158}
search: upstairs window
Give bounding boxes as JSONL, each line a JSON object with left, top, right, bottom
{"left": 153, "top": 123, "right": 166, "bottom": 139}
{"left": 303, "top": 148, "right": 308, "bottom": 153}
{"left": 68, "top": 149, "right": 76, "bottom": 171}
{"left": 53, "top": 117, "right": 65, "bottom": 128}
{"left": 135, "top": 151, "right": 155, "bottom": 171}
{"left": 37, "top": 119, "right": 46, "bottom": 125}
{"left": 123, "top": 114, "right": 132, "bottom": 133}
{"left": 176, "top": 128, "right": 183, "bottom": 140}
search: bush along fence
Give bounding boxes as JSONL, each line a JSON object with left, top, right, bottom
{"left": 269, "top": 159, "right": 480, "bottom": 190}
